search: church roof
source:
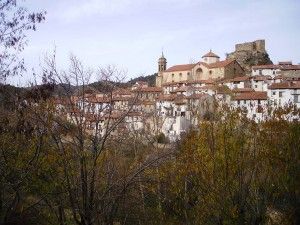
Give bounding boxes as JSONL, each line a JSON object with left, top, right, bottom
{"left": 202, "top": 50, "right": 220, "bottom": 58}
{"left": 165, "top": 64, "right": 195, "bottom": 72}
{"left": 206, "top": 59, "right": 235, "bottom": 68}
{"left": 164, "top": 59, "right": 237, "bottom": 72}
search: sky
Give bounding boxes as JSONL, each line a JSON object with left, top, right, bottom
{"left": 7, "top": 0, "right": 300, "bottom": 85}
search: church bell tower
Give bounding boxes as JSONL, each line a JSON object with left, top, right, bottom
{"left": 156, "top": 52, "right": 167, "bottom": 87}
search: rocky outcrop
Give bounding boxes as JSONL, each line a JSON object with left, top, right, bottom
{"left": 227, "top": 40, "right": 273, "bottom": 74}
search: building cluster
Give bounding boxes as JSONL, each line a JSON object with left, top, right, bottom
{"left": 54, "top": 49, "right": 300, "bottom": 142}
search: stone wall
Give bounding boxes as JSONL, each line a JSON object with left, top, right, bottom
{"left": 235, "top": 40, "right": 266, "bottom": 53}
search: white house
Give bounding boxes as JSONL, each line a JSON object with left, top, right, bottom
{"left": 252, "top": 61, "right": 300, "bottom": 78}
{"left": 232, "top": 91, "right": 268, "bottom": 122}
{"left": 267, "top": 81, "right": 300, "bottom": 108}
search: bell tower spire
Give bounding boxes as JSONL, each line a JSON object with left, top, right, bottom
{"left": 158, "top": 50, "right": 167, "bottom": 72}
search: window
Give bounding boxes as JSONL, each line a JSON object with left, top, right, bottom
{"left": 259, "top": 70, "right": 262, "bottom": 75}
{"left": 209, "top": 70, "right": 212, "bottom": 75}
{"left": 294, "top": 95, "right": 299, "bottom": 103}
{"left": 279, "top": 92, "right": 283, "bottom": 97}
{"left": 237, "top": 100, "right": 240, "bottom": 105}
{"left": 272, "top": 70, "right": 275, "bottom": 75}
{"left": 272, "top": 91, "right": 276, "bottom": 95}
{"left": 255, "top": 85, "right": 258, "bottom": 88}
{"left": 258, "top": 100, "right": 261, "bottom": 105}
{"left": 187, "top": 72, "right": 190, "bottom": 75}
{"left": 244, "top": 100, "right": 246, "bottom": 104}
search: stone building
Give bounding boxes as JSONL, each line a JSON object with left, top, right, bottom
{"left": 227, "top": 39, "right": 272, "bottom": 74}
{"left": 156, "top": 50, "right": 244, "bottom": 87}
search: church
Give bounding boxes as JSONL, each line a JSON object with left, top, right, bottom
{"left": 155, "top": 50, "right": 245, "bottom": 87}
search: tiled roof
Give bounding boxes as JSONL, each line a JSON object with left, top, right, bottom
{"left": 188, "top": 79, "right": 215, "bottom": 84}
{"left": 233, "top": 91, "right": 267, "bottom": 100}
{"left": 113, "top": 88, "right": 132, "bottom": 96}
{"left": 268, "top": 81, "right": 300, "bottom": 90}
{"left": 162, "top": 81, "right": 188, "bottom": 86}
{"left": 252, "top": 64, "right": 300, "bottom": 70}
{"left": 202, "top": 51, "right": 220, "bottom": 58}
{"left": 164, "top": 59, "right": 238, "bottom": 72}
{"left": 133, "top": 87, "right": 162, "bottom": 92}
{"left": 232, "top": 88, "right": 255, "bottom": 93}
{"left": 186, "top": 93, "right": 209, "bottom": 99}
{"left": 165, "top": 64, "right": 195, "bottom": 72}
{"left": 251, "top": 75, "right": 272, "bottom": 81}
{"left": 156, "top": 94, "right": 177, "bottom": 101}
{"left": 170, "top": 86, "right": 188, "bottom": 92}
{"left": 87, "top": 96, "right": 110, "bottom": 103}
{"left": 228, "top": 76, "right": 250, "bottom": 82}
{"left": 206, "top": 59, "right": 235, "bottom": 69}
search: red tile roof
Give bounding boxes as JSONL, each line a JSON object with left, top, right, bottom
{"left": 252, "top": 64, "right": 300, "bottom": 70}
{"left": 164, "top": 59, "right": 238, "bottom": 72}
{"left": 202, "top": 51, "right": 220, "bottom": 58}
{"left": 188, "top": 79, "right": 215, "bottom": 84}
{"left": 162, "top": 80, "right": 188, "bottom": 86}
{"left": 251, "top": 75, "right": 272, "bottom": 81}
{"left": 268, "top": 81, "right": 300, "bottom": 90}
{"left": 206, "top": 59, "right": 235, "bottom": 69}
{"left": 156, "top": 94, "right": 177, "bottom": 101}
{"left": 186, "top": 93, "right": 209, "bottom": 99}
{"left": 228, "top": 76, "right": 250, "bottom": 82}
{"left": 232, "top": 88, "right": 255, "bottom": 93}
{"left": 165, "top": 64, "right": 195, "bottom": 72}
{"left": 233, "top": 91, "right": 267, "bottom": 100}
{"left": 132, "top": 87, "right": 162, "bottom": 92}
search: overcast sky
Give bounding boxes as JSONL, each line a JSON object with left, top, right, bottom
{"left": 8, "top": 0, "right": 300, "bottom": 85}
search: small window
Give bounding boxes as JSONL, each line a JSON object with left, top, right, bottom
{"left": 237, "top": 100, "right": 240, "bottom": 105}
{"left": 255, "top": 85, "right": 258, "bottom": 88}
{"left": 244, "top": 100, "right": 246, "bottom": 104}
{"left": 272, "top": 71, "right": 275, "bottom": 75}
{"left": 272, "top": 91, "right": 276, "bottom": 95}
{"left": 294, "top": 95, "right": 299, "bottom": 103}
{"left": 259, "top": 70, "right": 262, "bottom": 75}
{"left": 279, "top": 92, "right": 283, "bottom": 97}
{"left": 258, "top": 100, "right": 261, "bottom": 104}
{"left": 187, "top": 72, "right": 190, "bottom": 75}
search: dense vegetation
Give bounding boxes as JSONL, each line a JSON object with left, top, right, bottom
{"left": 0, "top": 92, "right": 299, "bottom": 225}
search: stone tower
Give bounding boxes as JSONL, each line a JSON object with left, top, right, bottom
{"left": 158, "top": 52, "right": 167, "bottom": 72}
{"left": 156, "top": 52, "right": 167, "bottom": 87}
{"left": 227, "top": 39, "right": 272, "bottom": 74}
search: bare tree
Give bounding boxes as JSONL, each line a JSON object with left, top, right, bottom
{"left": 0, "top": 0, "right": 46, "bottom": 82}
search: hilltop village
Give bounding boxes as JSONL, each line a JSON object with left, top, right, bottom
{"left": 54, "top": 40, "right": 300, "bottom": 141}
